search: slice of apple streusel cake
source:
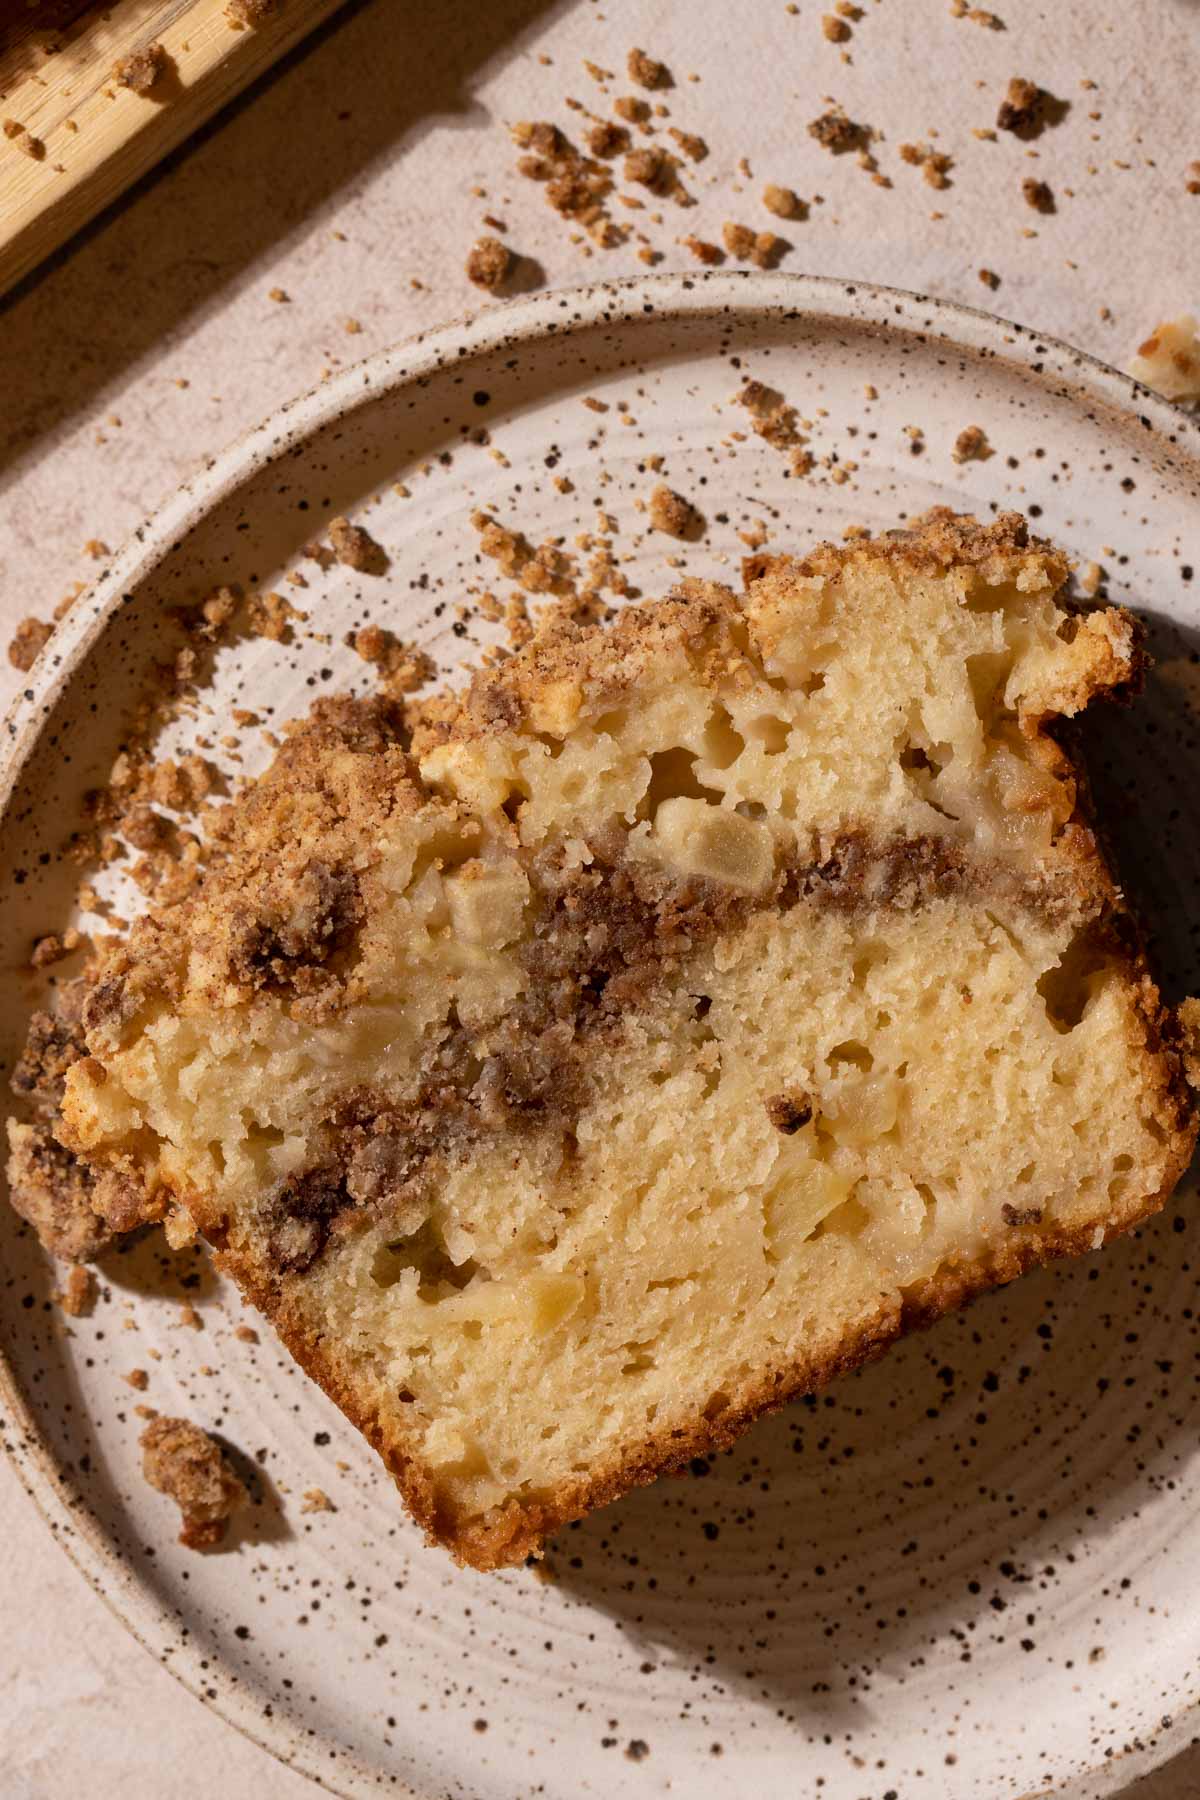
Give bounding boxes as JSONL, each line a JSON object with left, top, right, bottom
{"left": 42, "top": 511, "right": 1197, "bottom": 1567}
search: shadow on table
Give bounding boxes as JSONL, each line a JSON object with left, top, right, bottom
{"left": 0, "top": 0, "right": 558, "bottom": 482}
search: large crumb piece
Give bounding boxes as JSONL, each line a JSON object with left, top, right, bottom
{"left": 626, "top": 46, "right": 668, "bottom": 89}
{"left": 623, "top": 144, "right": 666, "bottom": 188}
{"left": 585, "top": 119, "right": 630, "bottom": 159}
{"left": 8, "top": 615, "right": 52, "bottom": 671}
{"left": 807, "top": 108, "right": 865, "bottom": 152}
{"left": 722, "top": 222, "right": 783, "bottom": 268}
{"left": 1022, "top": 177, "right": 1054, "bottom": 213}
{"left": 466, "top": 236, "right": 512, "bottom": 292}
{"left": 3, "top": 118, "right": 45, "bottom": 160}
{"left": 952, "top": 425, "right": 991, "bottom": 463}
{"left": 140, "top": 1416, "right": 248, "bottom": 1549}
{"left": 58, "top": 1264, "right": 95, "bottom": 1317}
{"left": 762, "top": 183, "right": 804, "bottom": 220}
{"left": 1129, "top": 316, "right": 1200, "bottom": 403}
{"left": 647, "top": 483, "right": 701, "bottom": 538}
{"left": 5, "top": 1121, "right": 117, "bottom": 1263}
{"left": 736, "top": 378, "right": 804, "bottom": 451}
{"left": 996, "top": 76, "right": 1048, "bottom": 135}
{"left": 328, "top": 516, "right": 388, "bottom": 575}
{"left": 226, "top": 0, "right": 279, "bottom": 26}
{"left": 57, "top": 512, "right": 1196, "bottom": 1574}
{"left": 113, "top": 42, "right": 169, "bottom": 93}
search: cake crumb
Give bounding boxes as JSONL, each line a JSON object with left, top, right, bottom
{"left": 682, "top": 235, "right": 723, "bottom": 265}
{"left": 613, "top": 94, "right": 651, "bottom": 126}
{"left": 7, "top": 1121, "right": 117, "bottom": 1263}
{"left": 113, "top": 42, "right": 169, "bottom": 93}
{"left": 899, "top": 142, "right": 953, "bottom": 188}
{"left": 736, "top": 378, "right": 805, "bottom": 451}
{"left": 248, "top": 590, "right": 303, "bottom": 643}
{"left": 978, "top": 267, "right": 1001, "bottom": 289}
{"left": 30, "top": 932, "right": 73, "bottom": 968}
{"left": 57, "top": 1265, "right": 95, "bottom": 1317}
{"left": 997, "top": 76, "right": 1049, "bottom": 135}
{"left": 177, "top": 1303, "right": 203, "bottom": 1330}
{"left": 648, "top": 484, "right": 701, "bottom": 540}
{"left": 1022, "top": 177, "right": 1054, "bottom": 212}
{"left": 722, "top": 222, "right": 784, "bottom": 267}
{"left": 8, "top": 616, "right": 52, "bottom": 671}
{"left": 821, "top": 14, "right": 850, "bottom": 41}
{"left": 952, "top": 424, "right": 991, "bottom": 463}
{"left": 465, "top": 236, "right": 512, "bottom": 292}
{"left": 762, "top": 183, "right": 804, "bottom": 219}
{"left": 627, "top": 46, "right": 669, "bottom": 90}
{"left": 585, "top": 120, "right": 630, "bottom": 159}
{"left": 348, "top": 625, "right": 436, "bottom": 695}
{"left": 1079, "top": 561, "right": 1104, "bottom": 597}
{"left": 234, "top": 1324, "right": 260, "bottom": 1344}
{"left": 3, "top": 119, "right": 45, "bottom": 160}
{"left": 1188, "top": 162, "right": 1200, "bottom": 196}
{"left": 225, "top": 0, "right": 278, "bottom": 27}
{"left": 300, "top": 1486, "right": 336, "bottom": 1514}
{"left": 1129, "top": 315, "right": 1200, "bottom": 403}
{"left": 667, "top": 128, "right": 708, "bottom": 162}
{"left": 807, "top": 109, "right": 865, "bottom": 153}
{"left": 140, "top": 1416, "right": 248, "bottom": 1549}
{"left": 328, "top": 516, "right": 388, "bottom": 575}
{"left": 124, "top": 1367, "right": 150, "bottom": 1390}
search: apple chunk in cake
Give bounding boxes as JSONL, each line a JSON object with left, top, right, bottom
{"left": 50, "top": 512, "right": 1196, "bottom": 1567}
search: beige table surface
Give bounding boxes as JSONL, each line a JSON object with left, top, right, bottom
{"left": 1, "top": 2, "right": 1197, "bottom": 1794}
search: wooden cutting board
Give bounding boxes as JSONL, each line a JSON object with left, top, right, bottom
{"left": 0, "top": 0, "right": 347, "bottom": 298}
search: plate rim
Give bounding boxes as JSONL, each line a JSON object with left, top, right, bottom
{"left": 2, "top": 266, "right": 1198, "bottom": 1800}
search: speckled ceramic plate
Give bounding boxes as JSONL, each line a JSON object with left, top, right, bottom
{"left": 3, "top": 272, "right": 1199, "bottom": 1800}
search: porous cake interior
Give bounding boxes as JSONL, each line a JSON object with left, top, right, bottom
{"left": 57, "top": 513, "right": 1196, "bottom": 1566}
